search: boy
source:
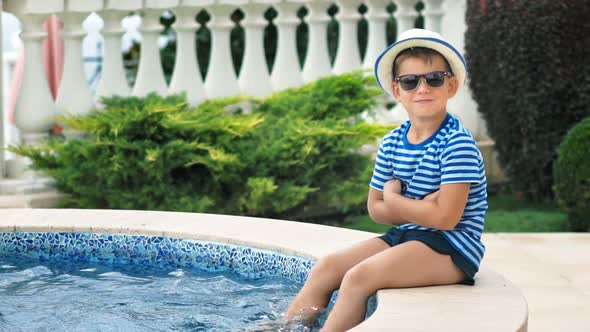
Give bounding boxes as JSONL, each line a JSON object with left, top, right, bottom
{"left": 284, "top": 28, "right": 488, "bottom": 331}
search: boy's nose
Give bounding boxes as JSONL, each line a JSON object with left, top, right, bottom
{"left": 416, "top": 78, "right": 431, "bottom": 93}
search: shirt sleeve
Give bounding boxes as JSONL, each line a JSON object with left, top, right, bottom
{"left": 440, "top": 133, "right": 483, "bottom": 185}
{"left": 370, "top": 138, "right": 394, "bottom": 191}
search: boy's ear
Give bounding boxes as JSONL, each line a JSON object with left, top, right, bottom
{"left": 447, "top": 76, "right": 459, "bottom": 98}
{"left": 391, "top": 81, "right": 401, "bottom": 101}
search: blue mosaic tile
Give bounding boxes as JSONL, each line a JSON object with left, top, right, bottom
{"left": 0, "top": 232, "right": 314, "bottom": 283}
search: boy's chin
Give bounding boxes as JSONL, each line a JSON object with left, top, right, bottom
{"left": 407, "top": 108, "right": 446, "bottom": 119}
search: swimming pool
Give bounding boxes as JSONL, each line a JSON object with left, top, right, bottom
{"left": 0, "top": 209, "right": 529, "bottom": 331}
{"left": 0, "top": 232, "right": 314, "bottom": 331}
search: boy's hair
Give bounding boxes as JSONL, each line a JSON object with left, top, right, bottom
{"left": 392, "top": 47, "right": 453, "bottom": 78}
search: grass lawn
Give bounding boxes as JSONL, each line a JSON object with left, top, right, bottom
{"left": 342, "top": 193, "right": 568, "bottom": 233}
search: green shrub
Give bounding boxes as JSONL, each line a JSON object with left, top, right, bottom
{"left": 11, "top": 72, "right": 391, "bottom": 219}
{"left": 465, "top": 1, "right": 590, "bottom": 200}
{"left": 553, "top": 117, "right": 590, "bottom": 232}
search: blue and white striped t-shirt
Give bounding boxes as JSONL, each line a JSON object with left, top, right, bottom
{"left": 370, "top": 113, "right": 488, "bottom": 271}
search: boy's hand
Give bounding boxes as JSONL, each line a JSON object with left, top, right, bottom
{"left": 384, "top": 179, "right": 402, "bottom": 196}
{"left": 423, "top": 190, "right": 440, "bottom": 201}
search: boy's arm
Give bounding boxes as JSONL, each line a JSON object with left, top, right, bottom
{"left": 367, "top": 180, "right": 408, "bottom": 225}
{"left": 382, "top": 182, "right": 470, "bottom": 230}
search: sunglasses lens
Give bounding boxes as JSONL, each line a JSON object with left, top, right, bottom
{"left": 399, "top": 76, "right": 419, "bottom": 91}
{"left": 425, "top": 72, "right": 446, "bottom": 87}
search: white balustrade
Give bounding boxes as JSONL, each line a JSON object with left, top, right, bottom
{"left": 169, "top": 5, "right": 207, "bottom": 105}
{"left": 96, "top": 0, "right": 143, "bottom": 99}
{"left": 362, "top": 0, "right": 390, "bottom": 69}
{"left": 332, "top": 0, "right": 363, "bottom": 74}
{"left": 394, "top": 0, "right": 420, "bottom": 35}
{"left": 56, "top": 1, "right": 102, "bottom": 131}
{"left": 270, "top": 1, "right": 305, "bottom": 91}
{"left": 301, "top": 0, "right": 332, "bottom": 82}
{"left": 238, "top": 1, "right": 275, "bottom": 97}
{"left": 0, "top": 0, "right": 488, "bottom": 189}
{"left": 204, "top": 3, "right": 242, "bottom": 98}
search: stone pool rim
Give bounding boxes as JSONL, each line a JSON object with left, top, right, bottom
{"left": 0, "top": 208, "right": 528, "bottom": 332}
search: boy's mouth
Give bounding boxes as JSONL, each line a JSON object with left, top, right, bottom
{"left": 414, "top": 99, "right": 434, "bottom": 103}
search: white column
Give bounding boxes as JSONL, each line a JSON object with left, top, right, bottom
{"left": 204, "top": 5, "right": 240, "bottom": 98}
{"left": 132, "top": 9, "right": 168, "bottom": 97}
{"left": 332, "top": 0, "right": 362, "bottom": 74}
{"left": 423, "top": 0, "right": 444, "bottom": 34}
{"left": 394, "top": 0, "right": 419, "bottom": 35}
{"left": 442, "top": 0, "right": 487, "bottom": 140}
{"left": 238, "top": 3, "right": 273, "bottom": 97}
{"left": 55, "top": 12, "right": 95, "bottom": 124}
{"left": 96, "top": 11, "right": 131, "bottom": 99}
{"left": 270, "top": 1, "right": 304, "bottom": 91}
{"left": 383, "top": 0, "right": 419, "bottom": 124}
{"left": 301, "top": 0, "right": 332, "bottom": 83}
{"left": 362, "top": 0, "right": 390, "bottom": 69}
{"left": 0, "top": 10, "right": 4, "bottom": 179}
{"left": 13, "top": 14, "right": 56, "bottom": 144}
{"left": 169, "top": 8, "right": 207, "bottom": 105}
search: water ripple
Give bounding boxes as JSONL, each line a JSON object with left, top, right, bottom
{"left": 0, "top": 256, "right": 313, "bottom": 331}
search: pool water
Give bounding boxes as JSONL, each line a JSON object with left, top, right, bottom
{"left": 0, "top": 232, "right": 375, "bottom": 331}
{"left": 0, "top": 256, "right": 309, "bottom": 331}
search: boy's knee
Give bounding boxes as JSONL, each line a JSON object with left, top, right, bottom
{"left": 340, "top": 263, "right": 374, "bottom": 294}
{"left": 300, "top": 256, "right": 342, "bottom": 295}
{"left": 312, "top": 255, "right": 339, "bottom": 276}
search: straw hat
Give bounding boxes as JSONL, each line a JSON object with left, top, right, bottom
{"left": 374, "top": 28, "right": 467, "bottom": 97}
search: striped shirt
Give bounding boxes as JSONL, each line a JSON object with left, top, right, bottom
{"left": 370, "top": 113, "right": 488, "bottom": 271}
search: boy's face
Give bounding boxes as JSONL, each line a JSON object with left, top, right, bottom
{"left": 390, "top": 55, "right": 459, "bottom": 121}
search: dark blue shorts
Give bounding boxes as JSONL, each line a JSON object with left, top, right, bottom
{"left": 377, "top": 228, "right": 477, "bottom": 286}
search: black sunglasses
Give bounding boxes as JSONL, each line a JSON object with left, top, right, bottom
{"left": 394, "top": 71, "right": 452, "bottom": 91}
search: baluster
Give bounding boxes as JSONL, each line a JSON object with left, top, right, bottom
{"left": 205, "top": 4, "right": 241, "bottom": 98}
{"left": 56, "top": 5, "right": 102, "bottom": 135}
{"left": 362, "top": 0, "right": 390, "bottom": 69}
{"left": 0, "top": 1, "right": 61, "bottom": 190}
{"left": 96, "top": 1, "right": 143, "bottom": 100}
{"left": 270, "top": 1, "right": 305, "bottom": 91}
{"left": 301, "top": 0, "right": 332, "bottom": 82}
{"left": 12, "top": 14, "right": 57, "bottom": 145}
{"left": 364, "top": 0, "right": 400, "bottom": 126}
{"left": 394, "top": 0, "right": 419, "bottom": 35}
{"left": 132, "top": 8, "right": 169, "bottom": 96}
{"left": 423, "top": 0, "right": 444, "bottom": 34}
{"left": 0, "top": 9, "right": 4, "bottom": 179}
{"left": 388, "top": 0, "right": 424, "bottom": 124}
{"left": 169, "top": 7, "right": 207, "bottom": 105}
{"left": 238, "top": 2, "right": 274, "bottom": 97}
{"left": 97, "top": 12, "right": 130, "bottom": 98}
{"left": 332, "top": 0, "right": 362, "bottom": 74}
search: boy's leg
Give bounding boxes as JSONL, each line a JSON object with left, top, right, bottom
{"left": 321, "top": 240, "right": 465, "bottom": 332}
{"left": 285, "top": 237, "right": 389, "bottom": 324}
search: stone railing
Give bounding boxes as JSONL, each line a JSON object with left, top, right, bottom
{"left": 0, "top": 0, "right": 485, "bottom": 191}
